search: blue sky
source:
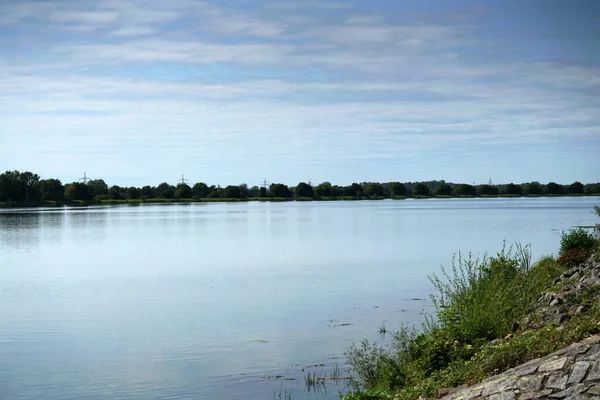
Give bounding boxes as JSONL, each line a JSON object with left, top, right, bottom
{"left": 0, "top": 0, "right": 599, "bottom": 187}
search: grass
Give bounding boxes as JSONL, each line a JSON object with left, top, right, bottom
{"left": 342, "top": 236, "right": 600, "bottom": 400}
{"left": 304, "top": 364, "right": 350, "bottom": 394}
{"left": 273, "top": 384, "right": 293, "bottom": 400}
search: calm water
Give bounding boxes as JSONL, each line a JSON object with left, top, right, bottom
{"left": 0, "top": 197, "right": 597, "bottom": 399}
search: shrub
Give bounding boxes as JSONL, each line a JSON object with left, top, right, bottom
{"left": 429, "top": 244, "right": 536, "bottom": 343}
{"left": 558, "top": 248, "right": 590, "bottom": 268}
{"left": 559, "top": 228, "right": 597, "bottom": 257}
{"left": 345, "top": 339, "right": 402, "bottom": 391}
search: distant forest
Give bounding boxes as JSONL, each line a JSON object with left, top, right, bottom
{"left": 0, "top": 170, "right": 599, "bottom": 205}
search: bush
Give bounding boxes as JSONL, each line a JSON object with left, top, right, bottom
{"left": 558, "top": 248, "right": 590, "bottom": 268}
{"left": 345, "top": 339, "right": 402, "bottom": 392}
{"left": 429, "top": 244, "right": 536, "bottom": 343}
{"left": 559, "top": 228, "right": 597, "bottom": 257}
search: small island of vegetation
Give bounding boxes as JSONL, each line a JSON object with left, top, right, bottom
{"left": 0, "top": 170, "right": 599, "bottom": 208}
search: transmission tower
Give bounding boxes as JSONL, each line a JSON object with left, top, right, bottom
{"left": 261, "top": 178, "right": 269, "bottom": 188}
{"left": 178, "top": 174, "right": 188, "bottom": 185}
{"left": 79, "top": 172, "right": 91, "bottom": 184}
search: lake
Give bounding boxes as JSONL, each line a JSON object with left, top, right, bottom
{"left": 0, "top": 197, "right": 597, "bottom": 400}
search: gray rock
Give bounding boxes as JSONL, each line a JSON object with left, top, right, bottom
{"left": 515, "top": 364, "right": 539, "bottom": 377}
{"left": 464, "top": 389, "right": 482, "bottom": 399}
{"left": 548, "top": 383, "right": 587, "bottom": 398}
{"left": 575, "top": 305, "right": 587, "bottom": 315}
{"left": 552, "top": 313, "right": 567, "bottom": 325}
{"left": 539, "top": 357, "right": 568, "bottom": 372}
{"left": 586, "top": 359, "right": 600, "bottom": 381}
{"left": 561, "top": 394, "right": 592, "bottom": 400}
{"left": 586, "top": 384, "right": 600, "bottom": 396}
{"left": 568, "top": 361, "right": 590, "bottom": 384}
{"left": 580, "top": 344, "right": 600, "bottom": 362}
{"left": 481, "top": 377, "right": 515, "bottom": 396}
{"left": 546, "top": 373, "right": 568, "bottom": 390}
{"left": 519, "top": 389, "right": 553, "bottom": 399}
{"left": 518, "top": 374, "right": 544, "bottom": 392}
{"left": 488, "top": 392, "right": 516, "bottom": 400}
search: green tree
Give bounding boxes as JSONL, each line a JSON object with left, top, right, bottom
{"left": 524, "top": 182, "right": 543, "bottom": 195}
{"left": 174, "top": 183, "right": 193, "bottom": 199}
{"left": 343, "top": 183, "right": 362, "bottom": 198}
{"left": 545, "top": 182, "right": 564, "bottom": 195}
{"left": 40, "top": 179, "right": 64, "bottom": 201}
{"left": 295, "top": 182, "right": 314, "bottom": 198}
{"left": 108, "top": 185, "right": 123, "bottom": 200}
{"left": 331, "top": 185, "right": 344, "bottom": 198}
{"left": 453, "top": 184, "right": 476, "bottom": 196}
{"left": 364, "top": 183, "right": 384, "bottom": 198}
{"left": 269, "top": 183, "right": 292, "bottom": 198}
{"left": 87, "top": 179, "right": 108, "bottom": 197}
{"left": 503, "top": 183, "right": 522, "bottom": 196}
{"left": 156, "top": 182, "right": 175, "bottom": 199}
{"left": 239, "top": 184, "right": 249, "bottom": 199}
{"left": 127, "top": 187, "right": 141, "bottom": 200}
{"left": 65, "top": 182, "right": 92, "bottom": 201}
{"left": 207, "top": 186, "right": 223, "bottom": 198}
{"left": 21, "top": 171, "right": 41, "bottom": 202}
{"left": 140, "top": 185, "right": 155, "bottom": 199}
{"left": 568, "top": 181, "right": 584, "bottom": 195}
{"left": 222, "top": 185, "right": 241, "bottom": 199}
{"left": 0, "top": 171, "right": 19, "bottom": 201}
{"left": 248, "top": 186, "right": 260, "bottom": 198}
{"left": 259, "top": 187, "right": 268, "bottom": 198}
{"left": 314, "top": 182, "right": 333, "bottom": 198}
{"left": 0, "top": 170, "right": 40, "bottom": 202}
{"left": 433, "top": 183, "right": 452, "bottom": 196}
{"left": 391, "top": 182, "right": 407, "bottom": 196}
{"left": 584, "top": 183, "right": 600, "bottom": 195}
{"left": 477, "top": 184, "right": 499, "bottom": 196}
{"left": 192, "top": 182, "right": 210, "bottom": 198}
{"left": 413, "top": 183, "right": 430, "bottom": 197}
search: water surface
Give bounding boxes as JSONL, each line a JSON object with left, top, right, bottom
{"left": 0, "top": 197, "right": 597, "bottom": 399}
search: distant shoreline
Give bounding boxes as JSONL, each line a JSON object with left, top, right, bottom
{"left": 1, "top": 193, "right": 598, "bottom": 209}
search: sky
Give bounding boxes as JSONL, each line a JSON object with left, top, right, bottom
{"left": 0, "top": 0, "right": 599, "bottom": 187}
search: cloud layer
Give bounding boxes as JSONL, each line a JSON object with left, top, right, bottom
{"left": 1, "top": 0, "right": 598, "bottom": 186}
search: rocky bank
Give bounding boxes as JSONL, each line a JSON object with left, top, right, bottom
{"left": 438, "top": 258, "right": 600, "bottom": 400}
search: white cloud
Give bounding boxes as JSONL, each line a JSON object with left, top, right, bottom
{"left": 0, "top": 0, "right": 598, "bottom": 185}
{"left": 110, "top": 26, "right": 156, "bottom": 37}
{"left": 48, "top": 10, "right": 119, "bottom": 25}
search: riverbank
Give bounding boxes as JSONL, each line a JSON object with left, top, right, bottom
{"left": 343, "top": 228, "right": 600, "bottom": 400}
{"left": 1, "top": 193, "right": 599, "bottom": 209}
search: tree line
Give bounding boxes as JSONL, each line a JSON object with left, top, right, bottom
{"left": 0, "top": 170, "right": 599, "bottom": 204}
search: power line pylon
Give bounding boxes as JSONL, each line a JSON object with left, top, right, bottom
{"left": 79, "top": 172, "right": 90, "bottom": 184}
